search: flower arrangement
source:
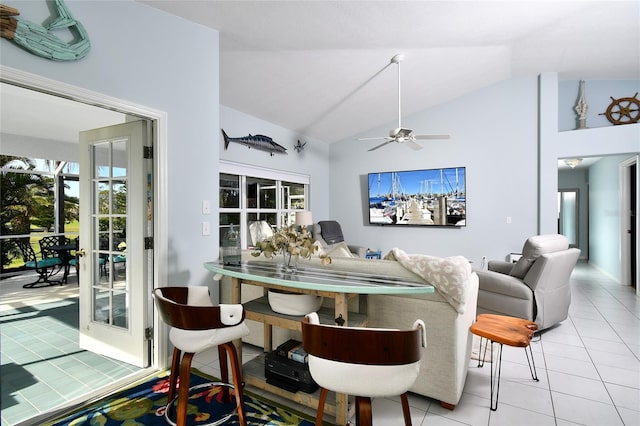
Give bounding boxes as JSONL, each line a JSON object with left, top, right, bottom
{"left": 251, "top": 225, "right": 331, "bottom": 266}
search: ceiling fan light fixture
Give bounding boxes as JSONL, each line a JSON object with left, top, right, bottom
{"left": 564, "top": 158, "right": 583, "bottom": 168}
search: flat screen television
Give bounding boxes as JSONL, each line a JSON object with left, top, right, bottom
{"left": 368, "top": 167, "right": 466, "bottom": 227}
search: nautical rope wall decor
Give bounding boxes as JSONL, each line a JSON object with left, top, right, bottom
{"left": 0, "top": 0, "right": 90, "bottom": 61}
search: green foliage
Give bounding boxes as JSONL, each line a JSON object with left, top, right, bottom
{"left": 1, "top": 156, "right": 80, "bottom": 271}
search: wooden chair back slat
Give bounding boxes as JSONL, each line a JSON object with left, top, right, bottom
{"left": 301, "top": 316, "right": 422, "bottom": 365}
{"left": 153, "top": 287, "right": 245, "bottom": 331}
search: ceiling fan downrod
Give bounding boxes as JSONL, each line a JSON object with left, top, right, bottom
{"left": 391, "top": 53, "right": 404, "bottom": 132}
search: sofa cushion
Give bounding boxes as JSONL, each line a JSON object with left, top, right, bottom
{"left": 510, "top": 234, "right": 569, "bottom": 279}
{"left": 325, "top": 241, "right": 357, "bottom": 258}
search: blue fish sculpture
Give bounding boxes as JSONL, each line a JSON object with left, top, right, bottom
{"left": 221, "top": 129, "right": 287, "bottom": 156}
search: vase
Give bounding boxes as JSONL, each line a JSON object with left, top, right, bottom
{"left": 281, "top": 246, "right": 297, "bottom": 273}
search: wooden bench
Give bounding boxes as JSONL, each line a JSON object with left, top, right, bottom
{"left": 470, "top": 314, "right": 539, "bottom": 410}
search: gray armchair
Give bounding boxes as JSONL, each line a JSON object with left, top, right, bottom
{"left": 311, "top": 220, "right": 367, "bottom": 258}
{"left": 476, "top": 234, "right": 580, "bottom": 331}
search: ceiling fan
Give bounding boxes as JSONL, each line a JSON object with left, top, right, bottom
{"left": 359, "top": 54, "right": 450, "bottom": 152}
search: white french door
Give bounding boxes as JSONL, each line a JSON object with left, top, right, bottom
{"left": 78, "top": 120, "right": 152, "bottom": 367}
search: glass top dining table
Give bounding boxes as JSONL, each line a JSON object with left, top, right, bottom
{"left": 203, "top": 260, "right": 434, "bottom": 295}
{"left": 204, "top": 259, "right": 433, "bottom": 426}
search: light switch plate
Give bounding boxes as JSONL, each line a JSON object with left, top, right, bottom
{"left": 202, "top": 200, "right": 211, "bottom": 214}
{"left": 202, "top": 221, "right": 210, "bottom": 236}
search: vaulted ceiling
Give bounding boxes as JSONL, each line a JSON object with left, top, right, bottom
{"left": 139, "top": 1, "right": 640, "bottom": 143}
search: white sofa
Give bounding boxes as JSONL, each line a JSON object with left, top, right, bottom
{"left": 220, "top": 251, "right": 479, "bottom": 409}
{"left": 308, "top": 255, "right": 478, "bottom": 409}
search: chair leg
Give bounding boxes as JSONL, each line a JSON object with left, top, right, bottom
{"left": 166, "top": 347, "right": 181, "bottom": 407}
{"left": 355, "top": 396, "right": 373, "bottom": 426}
{"left": 217, "top": 345, "right": 231, "bottom": 403}
{"left": 315, "top": 388, "right": 328, "bottom": 426}
{"left": 400, "top": 393, "right": 412, "bottom": 426}
{"left": 221, "top": 342, "right": 247, "bottom": 426}
{"left": 176, "top": 352, "right": 195, "bottom": 426}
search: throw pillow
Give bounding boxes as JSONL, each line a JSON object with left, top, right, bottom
{"left": 325, "top": 242, "right": 355, "bottom": 258}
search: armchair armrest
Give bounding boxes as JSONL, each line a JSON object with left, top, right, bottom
{"left": 487, "top": 260, "right": 514, "bottom": 275}
{"left": 476, "top": 270, "right": 533, "bottom": 300}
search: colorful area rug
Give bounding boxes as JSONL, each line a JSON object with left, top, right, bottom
{"left": 47, "top": 369, "right": 317, "bottom": 425}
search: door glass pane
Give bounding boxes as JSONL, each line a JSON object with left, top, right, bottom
{"left": 94, "top": 143, "right": 110, "bottom": 178}
{"left": 112, "top": 180, "right": 127, "bottom": 214}
{"left": 113, "top": 291, "right": 128, "bottom": 328}
{"left": 97, "top": 181, "right": 109, "bottom": 214}
{"left": 93, "top": 288, "right": 110, "bottom": 324}
{"left": 90, "top": 138, "right": 129, "bottom": 330}
{"left": 112, "top": 139, "right": 127, "bottom": 177}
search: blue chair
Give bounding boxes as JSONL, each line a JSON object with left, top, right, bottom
{"left": 16, "top": 239, "right": 63, "bottom": 288}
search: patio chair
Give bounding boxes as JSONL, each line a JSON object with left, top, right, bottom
{"left": 38, "top": 235, "right": 66, "bottom": 260}
{"left": 16, "top": 239, "right": 63, "bottom": 288}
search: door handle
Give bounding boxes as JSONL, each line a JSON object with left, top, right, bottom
{"left": 77, "top": 248, "right": 86, "bottom": 257}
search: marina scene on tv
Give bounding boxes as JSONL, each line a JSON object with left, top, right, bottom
{"left": 368, "top": 167, "right": 466, "bottom": 227}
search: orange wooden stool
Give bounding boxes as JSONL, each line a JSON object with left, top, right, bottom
{"left": 470, "top": 314, "right": 539, "bottom": 410}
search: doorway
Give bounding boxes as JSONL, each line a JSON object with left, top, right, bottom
{"left": 630, "top": 163, "right": 637, "bottom": 289}
{"left": 621, "top": 157, "right": 638, "bottom": 291}
{"left": 0, "top": 68, "right": 166, "bottom": 424}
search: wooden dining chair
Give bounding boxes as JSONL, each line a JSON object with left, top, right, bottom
{"left": 301, "top": 312, "right": 426, "bottom": 426}
{"left": 153, "top": 286, "right": 250, "bottom": 426}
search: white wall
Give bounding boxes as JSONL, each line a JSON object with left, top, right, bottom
{"left": 1, "top": 0, "right": 221, "bottom": 290}
{"left": 219, "top": 106, "right": 331, "bottom": 222}
{"left": 329, "top": 74, "right": 639, "bottom": 270}
{"left": 539, "top": 74, "right": 639, "bottom": 240}
{"left": 329, "top": 78, "right": 540, "bottom": 265}
{"left": 558, "top": 80, "right": 640, "bottom": 131}
{"left": 589, "top": 155, "right": 634, "bottom": 280}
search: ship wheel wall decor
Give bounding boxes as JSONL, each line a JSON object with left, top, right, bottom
{"left": 599, "top": 93, "right": 640, "bottom": 125}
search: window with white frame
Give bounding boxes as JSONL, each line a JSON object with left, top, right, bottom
{"left": 219, "top": 161, "right": 310, "bottom": 249}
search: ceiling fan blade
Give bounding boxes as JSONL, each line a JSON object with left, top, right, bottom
{"left": 358, "top": 136, "right": 391, "bottom": 141}
{"left": 404, "top": 139, "right": 423, "bottom": 150}
{"left": 368, "top": 140, "right": 393, "bottom": 151}
{"left": 414, "top": 134, "right": 451, "bottom": 140}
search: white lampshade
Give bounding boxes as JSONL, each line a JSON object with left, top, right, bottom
{"left": 295, "top": 211, "right": 314, "bottom": 226}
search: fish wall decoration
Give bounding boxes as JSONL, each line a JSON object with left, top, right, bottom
{"left": 0, "top": 0, "right": 90, "bottom": 61}
{"left": 221, "top": 129, "right": 287, "bottom": 156}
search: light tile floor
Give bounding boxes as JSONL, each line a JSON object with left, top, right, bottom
{"left": 0, "top": 273, "right": 142, "bottom": 426}
{"left": 2, "top": 262, "right": 638, "bottom": 425}
{"left": 193, "top": 262, "right": 640, "bottom": 425}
